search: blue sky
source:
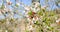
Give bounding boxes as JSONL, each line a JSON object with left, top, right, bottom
{"left": 21, "top": 0, "right": 58, "bottom": 10}
{"left": 0, "top": 0, "right": 60, "bottom": 19}
{"left": 0, "top": 0, "right": 58, "bottom": 10}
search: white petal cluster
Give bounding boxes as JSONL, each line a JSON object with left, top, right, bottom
{"left": 6, "top": 0, "right": 10, "bottom": 2}
{"left": 25, "top": 6, "right": 30, "bottom": 11}
{"left": 31, "top": 8, "right": 37, "bottom": 12}
{"left": 16, "top": 2, "right": 20, "bottom": 6}
{"left": 5, "top": 30, "right": 8, "bottom": 32}
{"left": 34, "top": 2, "right": 40, "bottom": 8}
{"left": 27, "top": 25, "right": 33, "bottom": 30}
{"left": 41, "top": 5, "right": 48, "bottom": 10}
{"left": 56, "top": 19, "right": 60, "bottom": 23}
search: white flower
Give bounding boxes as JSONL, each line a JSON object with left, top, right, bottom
{"left": 27, "top": 25, "right": 33, "bottom": 30}
{"left": 25, "top": 11, "right": 29, "bottom": 17}
{"left": 36, "top": 7, "right": 40, "bottom": 11}
{"left": 30, "top": 7, "right": 33, "bottom": 10}
{"left": 33, "top": 18, "right": 35, "bottom": 21}
{"left": 16, "top": 2, "right": 20, "bottom": 6}
{"left": 32, "top": 18, "right": 36, "bottom": 23}
{"left": 33, "top": 17, "right": 38, "bottom": 21}
{"left": 23, "top": 11, "right": 25, "bottom": 13}
{"left": 4, "top": 8, "right": 8, "bottom": 12}
{"left": 32, "top": 17, "right": 39, "bottom": 24}
{"left": 41, "top": 6, "right": 48, "bottom": 9}
{"left": 55, "top": 17, "right": 57, "bottom": 20}
{"left": 47, "top": 26, "right": 49, "bottom": 28}
{"left": 6, "top": 0, "right": 10, "bottom": 2}
{"left": 25, "top": 15, "right": 29, "bottom": 17}
{"left": 36, "top": 17, "right": 39, "bottom": 20}
{"left": 56, "top": 19, "right": 60, "bottom": 23}
{"left": 25, "top": 7, "right": 30, "bottom": 11}
{"left": 5, "top": 30, "right": 8, "bottom": 32}
{"left": 33, "top": 8, "right": 37, "bottom": 12}
{"left": 4, "top": 8, "right": 12, "bottom": 12}
{"left": 27, "top": 18, "right": 31, "bottom": 21}
{"left": 34, "top": 2, "right": 40, "bottom": 7}
{"left": 41, "top": 6, "right": 45, "bottom": 9}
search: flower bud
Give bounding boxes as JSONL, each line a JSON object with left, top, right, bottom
{"left": 7, "top": 2, "right": 12, "bottom": 5}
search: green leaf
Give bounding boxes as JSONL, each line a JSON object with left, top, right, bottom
{"left": 37, "top": 11, "right": 43, "bottom": 16}
{"left": 0, "top": 4, "right": 5, "bottom": 9}
{"left": 28, "top": 11, "right": 32, "bottom": 16}
{"left": 47, "top": 26, "right": 54, "bottom": 31}
{"left": 25, "top": 30, "right": 29, "bottom": 32}
{"left": 15, "top": 4, "right": 19, "bottom": 7}
{"left": 34, "top": 20, "right": 40, "bottom": 25}
{"left": 0, "top": 19, "right": 6, "bottom": 23}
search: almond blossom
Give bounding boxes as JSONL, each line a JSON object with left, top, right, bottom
{"left": 56, "top": 19, "right": 60, "bottom": 24}
{"left": 6, "top": 0, "right": 10, "bottom": 2}
{"left": 27, "top": 25, "right": 33, "bottom": 30}
{"left": 25, "top": 6, "right": 30, "bottom": 11}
